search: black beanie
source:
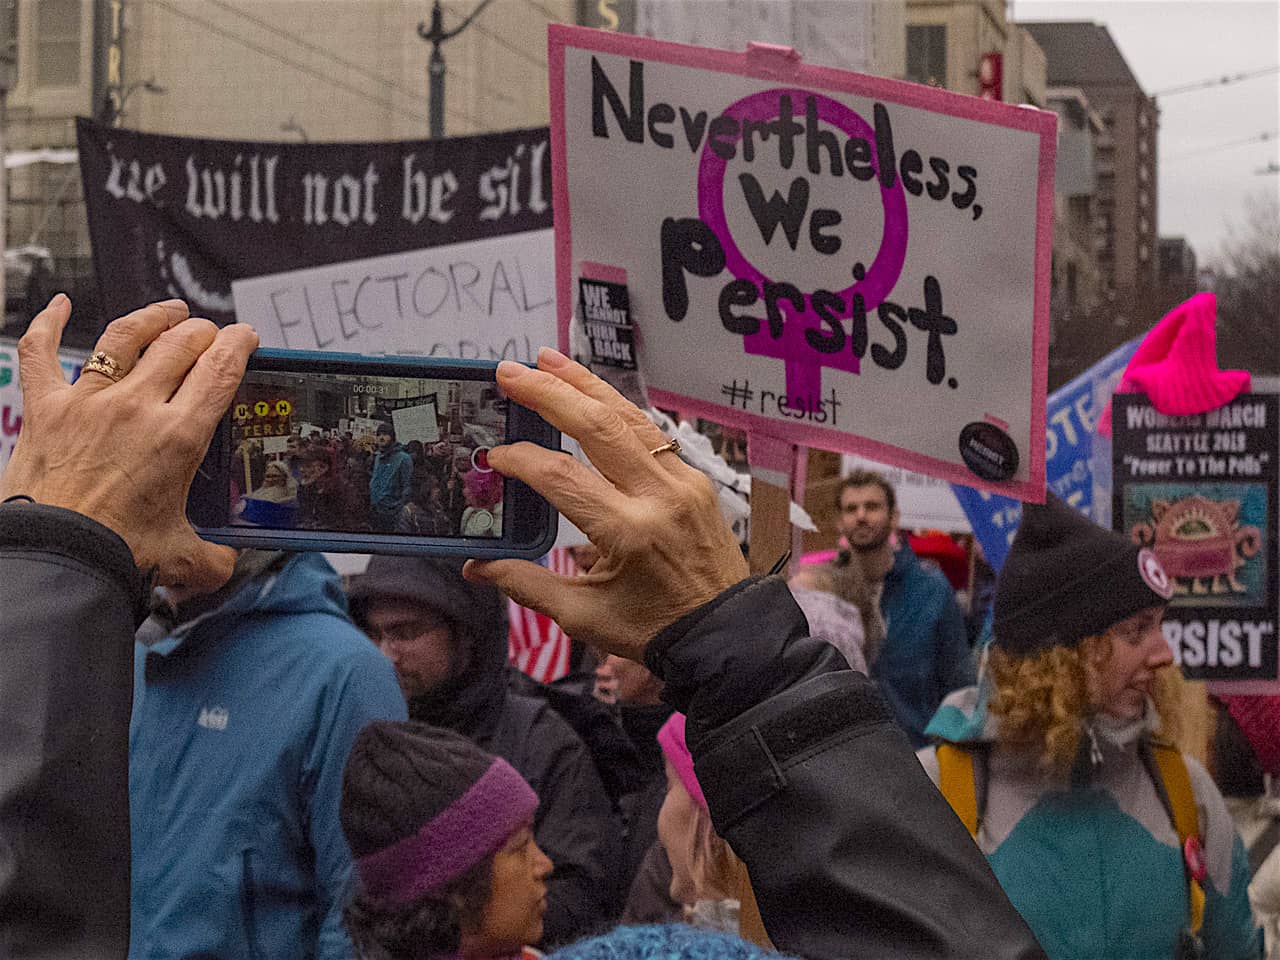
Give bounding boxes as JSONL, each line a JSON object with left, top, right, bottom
{"left": 341, "top": 721, "right": 537, "bottom": 907}
{"left": 992, "top": 492, "right": 1173, "bottom": 655}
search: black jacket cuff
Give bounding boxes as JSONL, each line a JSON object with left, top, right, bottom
{"left": 649, "top": 576, "right": 851, "bottom": 743}
{"left": 644, "top": 576, "right": 763, "bottom": 681}
{"left": 0, "top": 503, "right": 149, "bottom": 626}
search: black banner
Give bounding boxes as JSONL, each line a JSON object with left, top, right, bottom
{"left": 76, "top": 117, "right": 551, "bottom": 327}
{"left": 1112, "top": 393, "right": 1279, "bottom": 682}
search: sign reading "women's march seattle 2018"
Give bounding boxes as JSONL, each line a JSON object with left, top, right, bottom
{"left": 1113, "top": 393, "right": 1279, "bottom": 684}
{"left": 550, "top": 25, "right": 1056, "bottom": 499}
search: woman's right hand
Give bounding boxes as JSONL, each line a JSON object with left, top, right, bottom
{"left": 464, "top": 348, "right": 749, "bottom": 664}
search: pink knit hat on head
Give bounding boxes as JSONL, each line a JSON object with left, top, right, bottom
{"left": 1098, "top": 292, "right": 1251, "bottom": 436}
{"left": 657, "top": 712, "right": 707, "bottom": 811}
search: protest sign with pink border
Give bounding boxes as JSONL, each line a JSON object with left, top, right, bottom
{"left": 550, "top": 25, "right": 1056, "bottom": 500}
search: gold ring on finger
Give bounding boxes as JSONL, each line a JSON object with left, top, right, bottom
{"left": 649, "top": 437, "right": 681, "bottom": 458}
{"left": 82, "top": 351, "right": 127, "bottom": 383}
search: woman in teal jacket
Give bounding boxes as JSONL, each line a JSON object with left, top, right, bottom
{"left": 919, "top": 494, "right": 1260, "bottom": 960}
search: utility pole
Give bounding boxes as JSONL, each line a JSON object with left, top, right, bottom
{"left": 0, "top": 0, "right": 17, "bottom": 331}
{"left": 417, "top": 0, "right": 494, "bottom": 138}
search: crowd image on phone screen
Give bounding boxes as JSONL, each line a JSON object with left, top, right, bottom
{"left": 229, "top": 371, "right": 506, "bottom": 538}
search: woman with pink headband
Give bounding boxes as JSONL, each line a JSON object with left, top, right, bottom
{"left": 656, "top": 712, "right": 744, "bottom": 934}
{"left": 341, "top": 721, "right": 552, "bottom": 960}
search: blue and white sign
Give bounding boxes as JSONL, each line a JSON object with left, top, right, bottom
{"left": 953, "top": 339, "right": 1138, "bottom": 570}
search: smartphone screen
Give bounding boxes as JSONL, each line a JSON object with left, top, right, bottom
{"left": 230, "top": 369, "right": 507, "bottom": 539}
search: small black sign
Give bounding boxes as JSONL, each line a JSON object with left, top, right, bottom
{"left": 579, "top": 278, "right": 637, "bottom": 370}
{"left": 959, "top": 421, "right": 1019, "bottom": 482}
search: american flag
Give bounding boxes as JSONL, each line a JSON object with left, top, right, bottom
{"left": 508, "top": 547, "right": 578, "bottom": 684}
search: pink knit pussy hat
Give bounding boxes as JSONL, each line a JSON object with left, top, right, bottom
{"left": 1098, "top": 292, "right": 1251, "bottom": 436}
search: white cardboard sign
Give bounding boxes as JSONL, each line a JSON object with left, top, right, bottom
{"left": 391, "top": 399, "right": 442, "bottom": 444}
{"left": 232, "top": 229, "right": 556, "bottom": 361}
{"left": 549, "top": 26, "right": 1055, "bottom": 500}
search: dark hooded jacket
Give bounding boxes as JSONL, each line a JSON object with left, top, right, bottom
{"left": 348, "top": 557, "right": 618, "bottom": 945}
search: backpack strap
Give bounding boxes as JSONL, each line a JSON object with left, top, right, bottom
{"left": 937, "top": 743, "right": 983, "bottom": 838}
{"left": 1146, "top": 738, "right": 1206, "bottom": 937}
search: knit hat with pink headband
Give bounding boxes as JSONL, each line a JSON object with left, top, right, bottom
{"left": 340, "top": 720, "right": 538, "bottom": 908}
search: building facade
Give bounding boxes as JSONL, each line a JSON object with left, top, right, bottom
{"left": 630, "top": 0, "right": 906, "bottom": 78}
{"left": 1023, "top": 21, "right": 1159, "bottom": 311}
{"left": 904, "top": 0, "right": 1045, "bottom": 106}
{"left": 1043, "top": 84, "right": 1104, "bottom": 373}
{"left": 2, "top": 0, "right": 574, "bottom": 341}
{"left": 1157, "top": 235, "right": 1197, "bottom": 312}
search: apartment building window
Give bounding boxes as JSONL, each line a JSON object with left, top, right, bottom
{"left": 906, "top": 25, "right": 947, "bottom": 87}
{"left": 36, "top": 0, "right": 81, "bottom": 87}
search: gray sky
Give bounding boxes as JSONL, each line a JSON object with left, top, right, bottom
{"left": 1012, "top": 0, "right": 1280, "bottom": 264}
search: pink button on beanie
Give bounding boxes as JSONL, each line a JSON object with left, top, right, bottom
{"left": 657, "top": 712, "right": 708, "bottom": 811}
{"left": 1098, "top": 292, "right": 1251, "bottom": 436}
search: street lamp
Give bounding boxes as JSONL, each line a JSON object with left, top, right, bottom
{"left": 101, "top": 77, "right": 166, "bottom": 126}
{"left": 417, "top": 0, "right": 494, "bottom": 138}
{"left": 280, "top": 116, "right": 309, "bottom": 142}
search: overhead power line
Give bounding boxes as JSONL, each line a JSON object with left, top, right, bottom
{"left": 1166, "top": 130, "right": 1277, "bottom": 161}
{"left": 523, "top": 0, "right": 561, "bottom": 21}
{"left": 146, "top": 0, "right": 476, "bottom": 129}
{"left": 203, "top": 0, "right": 458, "bottom": 109}
{"left": 1153, "top": 65, "right": 1280, "bottom": 97}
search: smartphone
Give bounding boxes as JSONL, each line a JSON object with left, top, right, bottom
{"left": 188, "top": 349, "right": 560, "bottom": 559}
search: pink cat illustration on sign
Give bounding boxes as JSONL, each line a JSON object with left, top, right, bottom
{"left": 1130, "top": 495, "right": 1262, "bottom": 596}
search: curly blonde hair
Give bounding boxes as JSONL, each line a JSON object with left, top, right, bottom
{"left": 987, "top": 631, "right": 1180, "bottom": 779}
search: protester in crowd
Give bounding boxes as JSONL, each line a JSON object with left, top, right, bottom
{"left": 285, "top": 432, "right": 304, "bottom": 480}
{"left": 238, "top": 455, "right": 300, "bottom": 526}
{"left": 789, "top": 555, "right": 884, "bottom": 667}
{"left": 369, "top": 421, "right": 414, "bottom": 532}
{"left": 249, "top": 458, "right": 298, "bottom": 503}
{"left": 592, "top": 652, "right": 681, "bottom": 925}
{"left": 129, "top": 549, "right": 407, "bottom": 959}
{"left": 461, "top": 466, "right": 504, "bottom": 537}
{"left": 833, "top": 469, "right": 973, "bottom": 746}
{"left": 655, "top": 712, "right": 745, "bottom": 935}
{"left": 405, "top": 438, "right": 424, "bottom": 471}
{"left": 1214, "top": 696, "right": 1280, "bottom": 958}
{"left": 548, "top": 924, "right": 791, "bottom": 960}
{"left": 919, "top": 493, "right": 1260, "bottom": 960}
{"left": 395, "top": 471, "right": 453, "bottom": 535}
{"left": 785, "top": 580, "right": 870, "bottom": 674}
{"left": 0, "top": 299, "right": 1042, "bottom": 959}
{"left": 236, "top": 436, "right": 268, "bottom": 491}
{"left": 444, "top": 462, "right": 470, "bottom": 531}
{"left": 341, "top": 721, "right": 553, "bottom": 960}
{"left": 297, "top": 445, "right": 363, "bottom": 531}
{"left": 348, "top": 556, "right": 617, "bottom": 945}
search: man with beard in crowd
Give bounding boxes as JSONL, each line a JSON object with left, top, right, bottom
{"left": 348, "top": 556, "right": 617, "bottom": 946}
{"left": 834, "top": 469, "right": 973, "bottom": 747}
{"left": 297, "top": 446, "right": 363, "bottom": 531}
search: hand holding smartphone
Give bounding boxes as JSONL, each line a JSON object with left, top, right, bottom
{"left": 188, "top": 349, "right": 560, "bottom": 559}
